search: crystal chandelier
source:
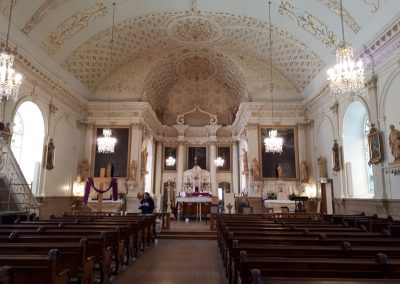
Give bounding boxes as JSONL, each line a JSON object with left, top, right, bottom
{"left": 264, "top": 1, "right": 283, "bottom": 154}
{"left": 97, "top": 3, "right": 117, "bottom": 153}
{"left": 214, "top": 156, "right": 225, "bottom": 167}
{"left": 0, "top": 0, "right": 22, "bottom": 101}
{"left": 326, "top": 0, "right": 364, "bottom": 95}
{"left": 165, "top": 155, "right": 176, "bottom": 166}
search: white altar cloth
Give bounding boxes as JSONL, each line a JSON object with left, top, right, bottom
{"left": 175, "top": 197, "right": 212, "bottom": 204}
{"left": 87, "top": 200, "right": 121, "bottom": 213}
{"left": 263, "top": 200, "right": 295, "bottom": 213}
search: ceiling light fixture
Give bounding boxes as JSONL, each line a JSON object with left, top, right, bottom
{"left": 0, "top": 0, "right": 22, "bottom": 101}
{"left": 97, "top": 2, "right": 117, "bottom": 154}
{"left": 264, "top": 1, "right": 283, "bottom": 154}
{"left": 326, "top": 0, "right": 364, "bottom": 95}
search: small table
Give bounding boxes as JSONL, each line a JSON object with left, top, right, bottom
{"left": 292, "top": 196, "right": 308, "bottom": 212}
{"left": 176, "top": 196, "right": 212, "bottom": 221}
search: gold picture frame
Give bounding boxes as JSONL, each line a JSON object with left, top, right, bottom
{"left": 368, "top": 126, "right": 382, "bottom": 164}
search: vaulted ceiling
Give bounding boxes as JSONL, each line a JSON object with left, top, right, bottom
{"left": 1, "top": 0, "right": 398, "bottom": 123}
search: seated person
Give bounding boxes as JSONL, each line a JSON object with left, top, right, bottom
{"left": 139, "top": 192, "right": 155, "bottom": 214}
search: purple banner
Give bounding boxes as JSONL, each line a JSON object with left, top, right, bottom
{"left": 82, "top": 177, "right": 118, "bottom": 204}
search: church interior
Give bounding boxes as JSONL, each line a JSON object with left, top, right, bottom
{"left": 1, "top": 0, "right": 400, "bottom": 283}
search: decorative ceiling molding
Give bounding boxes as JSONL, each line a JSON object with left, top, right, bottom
{"left": 0, "top": 0, "right": 17, "bottom": 16}
{"left": 63, "top": 11, "right": 324, "bottom": 93}
{"left": 363, "top": 0, "right": 380, "bottom": 13}
{"left": 317, "top": 0, "right": 360, "bottom": 33}
{"left": 41, "top": 2, "right": 107, "bottom": 55}
{"left": 279, "top": 1, "right": 338, "bottom": 51}
{"left": 22, "top": 0, "right": 65, "bottom": 34}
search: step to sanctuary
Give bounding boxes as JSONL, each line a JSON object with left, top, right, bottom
{"left": 157, "top": 230, "right": 217, "bottom": 240}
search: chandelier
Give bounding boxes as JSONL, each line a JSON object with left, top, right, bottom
{"left": 326, "top": 0, "right": 364, "bottom": 95}
{"left": 97, "top": 3, "right": 117, "bottom": 153}
{"left": 264, "top": 1, "right": 283, "bottom": 154}
{"left": 214, "top": 156, "right": 225, "bottom": 167}
{"left": 165, "top": 155, "right": 176, "bottom": 167}
{"left": 0, "top": 0, "right": 22, "bottom": 101}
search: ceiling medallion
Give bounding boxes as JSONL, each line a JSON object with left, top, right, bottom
{"left": 176, "top": 54, "right": 217, "bottom": 82}
{"left": 171, "top": 15, "right": 221, "bottom": 43}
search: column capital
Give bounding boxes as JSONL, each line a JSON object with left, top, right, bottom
{"left": 246, "top": 123, "right": 258, "bottom": 131}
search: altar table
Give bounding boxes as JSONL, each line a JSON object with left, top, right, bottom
{"left": 87, "top": 199, "right": 121, "bottom": 213}
{"left": 176, "top": 197, "right": 212, "bottom": 221}
{"left": 263, "top": 200, "right": 295, "bottom": 213}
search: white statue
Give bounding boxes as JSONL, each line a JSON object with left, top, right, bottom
{"left": 389, "top": 124, "right": 400, "bottom": 163}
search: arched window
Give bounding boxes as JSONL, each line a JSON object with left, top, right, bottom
{"left": 11, "top": 102, "right": 45, "bottom": 195}
{"left": 342, "top": 101, "right": 373, "bottom": 198}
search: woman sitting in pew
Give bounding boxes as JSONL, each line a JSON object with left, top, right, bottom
{"left": 139, "top": 192, "right": 155, "bottom": 215}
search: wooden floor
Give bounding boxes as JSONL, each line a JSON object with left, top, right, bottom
{"left": 114, "top": 220, "right": 228, "bottom": 284}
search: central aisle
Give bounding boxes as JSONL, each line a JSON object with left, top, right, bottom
{"left": 114, "top": 239, "right": 228, "bottom": 284}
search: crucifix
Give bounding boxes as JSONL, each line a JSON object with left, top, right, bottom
{"left": 92, "top": 167, "right": 112, "bottom": 212}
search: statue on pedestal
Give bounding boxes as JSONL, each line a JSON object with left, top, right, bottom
{"left": 301, "top": 161, "right": 309, "bottom": 183}
{"left": 79, "top": 159, "right": 90, "bottom": 182}
{"left": 317, "top": 156, "right": 327, "bottom": 178}
{"left": 251, "top": 158, "right": 261, "bottom": 181}
{"left": 242, "top": 148, "right": 249, "bottom": 172}
{"left": 128, "top": 160, "right": 137, "bottom": 181}
{"left": 389, "top": 124, "right": 400, "bottom": 163}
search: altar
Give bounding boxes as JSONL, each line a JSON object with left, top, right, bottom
{"left": 176, "top": 196, "right": 212, "bottom": 221}
{"left": 263, "top": 200, "right": 295, "bottom": 213}
{"left": 87, "top": 199, "right": 121, "bottom": 213}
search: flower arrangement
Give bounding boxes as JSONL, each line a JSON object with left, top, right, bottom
{"left": 266, "top": 192, "right": 277, "bottom": 200}
{"left": 70, "top": 197, "right": 82, "bottom": 211}
{"left": 289, "top": 192, "right": 299, "bottom": 200}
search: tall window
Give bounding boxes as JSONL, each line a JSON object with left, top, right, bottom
{"left": 11, "top": 102, "right": 45, "bottom": 194}
{"left": 363, "top": 117, "right": 375, "bottom": 193}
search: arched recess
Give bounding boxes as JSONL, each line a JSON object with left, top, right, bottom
{"left": 315, "top": 116, "right": 341, "bottom": 198}
{"left": 45, "top": 116, "right": 76, "bottom": 196}
{"left": 11, "top": 101, "right": 45, "bottom": 195}
{"left": 342, "top": 101, "right": 373, "bottom": 198}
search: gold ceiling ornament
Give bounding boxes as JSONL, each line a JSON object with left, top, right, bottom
{"left": 326, "top": 0, "right": 365, "bottom": 96}
{"left": 176, "top": 54, "right": 217, "bottom": 82}
{"left": 0, "top": 0, "right": 22, "bottom": 101}
{"left": 317, "top": 0, "right": 360, "bottom": 33}
{"left": 264, "top": 1, "right": 283, "bottom": 154}
{"left": 279, "top": 1, "right": 338, "bottom": 50}
{"left": 173, "top": 16, "right": 220, "bottom": 43}
{"left": 22, "top": 0, "right": 65, "bottom": 34}
{"left": 97, "top": 2, "right": 117, "bottom": 154}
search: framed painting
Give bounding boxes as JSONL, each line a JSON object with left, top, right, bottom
{"left": 163, "top": 146, "right": 177, "bottom": 172}
{"left": 217, "top": 146, "right": 231, "bottom": 172}
{"left": 368, "top": 127, "right": 382, "bottom": 164}
{"left": 187, "top": 146, "right": 207, "bottom": 170}
{"left": 259, "top": 126, "right": 299, "bottom": 179}
{"left": 92, "top": 126, "right": 130, "bottom": 178}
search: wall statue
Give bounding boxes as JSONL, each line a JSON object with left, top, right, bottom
{"left": 251, "top": 158, "right": 261, "bottom": 181}
{"left": 128, "top": 160, "right": 137, "bottom": 180}
{"left": 300, "top": 161, "right": 309, "bottom": 183}
{"left": 389, "top": 124, "right": 400, "bottom": 163}
{"left": 79, "top": 159, "right": 90, "bottom": 182}
{"left": 317, "top": 156, "right": 327, "bottom": 178}
{"left": 242, "top": 148, "right": 249, "bottom": 172}
{"left": 106, "top": 162, "right": 113, "bottom": 177}
{"left": 46, "top": 138, "right": 55, "bottom": 170}
{"left": 332, "top": 139, "right": 340, "bottom": 172}
{"left": 141, "top": 150, "right": 148, "bottom": 174}
{"left": 275, "top": 164, "right": 283, "bottom": 178}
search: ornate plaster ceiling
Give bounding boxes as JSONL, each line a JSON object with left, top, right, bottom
{"left": 0, "top": 0, "right": 397, "bottom": 117}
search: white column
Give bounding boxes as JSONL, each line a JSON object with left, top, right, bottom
{"left": 232, "top": 140, "right": 239, "bottom": 195}
{"left": 210, "top": 142, "right": 217, "bottom": 195}
{"left": 176, "top": 142, "right": 185, "bottom": 193}
{"left": 154, "top": 141, "right": 163, "bottom": 196}
{"left": 246, "top": 124, "right": 259, "bottom": 167}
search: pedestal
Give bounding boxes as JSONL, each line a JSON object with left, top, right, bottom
{"left": 319, "top": 178, "right": 333, "bottom": 214}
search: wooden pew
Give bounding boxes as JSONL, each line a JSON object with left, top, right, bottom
{"left": 239, "top": 252, "right": 400, "bottom": 284}
{"left": 0, "top": 249, "right": 70, "bottom": 284}
{"left": 0, "top": 239, "right": 94, "bottom": 284}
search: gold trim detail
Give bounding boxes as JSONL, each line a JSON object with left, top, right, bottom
{"left": 42, "top": 2, "right": 107, "bottom": 55}
{"left": 22, "top": 0, "right": 65, "bottom": 34}
{"left": 318, "top": 0, "right": 360, "bottom": 33}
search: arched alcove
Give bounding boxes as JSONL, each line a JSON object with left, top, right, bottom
{"left": 11, "top": 101, "right": 45, "bottom": 195}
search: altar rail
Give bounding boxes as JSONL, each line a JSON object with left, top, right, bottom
{"left": 209, "top": 213, "right": 322, "bottom": 230}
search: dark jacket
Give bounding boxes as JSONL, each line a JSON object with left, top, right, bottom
{"left": 139, "top": 196, "right": 155, "bottom": 214}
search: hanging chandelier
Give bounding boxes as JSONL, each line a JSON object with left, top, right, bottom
{"left": 97, "top": 128, "right": 117, "bottom": 153}
{"left": 165, "top": 155, "right": 176, "bottom": 166}
{"left": 264, "top": 1, "right": 283, "bottom": 154}
{"left": 326, "top": 0, "right": 364, "bottom": 95}
{"left": 214, "top": 156, "right": 225, "bottom": 167}
{"left": 0, "top": 0, "right": 22, "bottom": 101}
{"left": 97, "top": 3, "right": 117, "bottom": 153}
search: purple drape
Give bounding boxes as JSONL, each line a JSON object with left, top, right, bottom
{"left": 82, "top": 177, "right": 118, "bottom": 204}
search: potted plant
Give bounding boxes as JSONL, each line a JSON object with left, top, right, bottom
{"left": 267, "top": 192, "right": 277, "bottom": 200}
{"left": 289, "top": 192, "right": 299, "bottom": 200}
{"left": 70, "top": 197, "right": 82, "bottom": 212}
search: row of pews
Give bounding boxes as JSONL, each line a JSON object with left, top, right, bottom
{"left": 0, "top": 212, "right": 158, "bottom": 284}
{"left": 216, "top": 213, "right": 400, "bottom": 284}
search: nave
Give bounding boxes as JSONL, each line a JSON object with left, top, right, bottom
{"left": 114, "top": 239, "right": 227, "bottom": 284}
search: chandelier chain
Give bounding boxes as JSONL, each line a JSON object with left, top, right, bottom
{"left": 268, "top": 1, "right": 274, "bottom": 121}
{"left": 5, "top": 0, "right": 14, "bottom": 51}
{"left": 340, "top": 0, "right": 345, "bottom": 42}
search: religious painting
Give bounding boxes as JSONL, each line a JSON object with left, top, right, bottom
{"left": 217, "top": 146, "right": 231, "bottom": 172}
{"left": 259, "top": 126, "right": 299, "bottom": 179}
{"left": 187, "top": 146, "right": 207, "bottom": 170}
{"left": 368, "top": 127, "right": 382, "bottom": 164}
{"left": 163, "top": 146, "right": 177, "bottom": 172}
{"left": 93, "top": 126, "right": 130, "bottom": 178}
